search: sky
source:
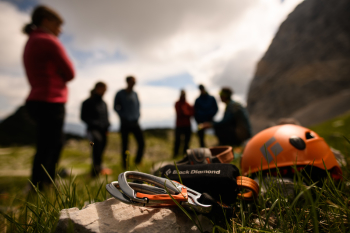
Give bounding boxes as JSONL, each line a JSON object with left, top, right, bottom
{"left": 0, "top": 0, "right": 303, "bottom": 133}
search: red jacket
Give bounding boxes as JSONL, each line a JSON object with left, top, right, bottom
{"left": 23, "top": 29, "right": 75, "bottom": 103}
{"left": 175, "top": 100, "right": 194, "bottom": 127}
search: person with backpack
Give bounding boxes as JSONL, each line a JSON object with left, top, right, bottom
{"left": 200, "top": 87, "right": 252, "bottom": 146}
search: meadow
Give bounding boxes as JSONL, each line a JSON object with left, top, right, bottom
{"left": 0, "top": 112, "right": 349, "bottom": 232}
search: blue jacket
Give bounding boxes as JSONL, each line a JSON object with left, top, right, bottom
{"left": 194, "top": 93, "right": 218, "bottom": 123}
{"left": 114, "top": 89, "right": 140, "bottom": 122}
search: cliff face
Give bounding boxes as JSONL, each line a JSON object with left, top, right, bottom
{"left": 247, "top": 0, "right": 350, "bottom": 133}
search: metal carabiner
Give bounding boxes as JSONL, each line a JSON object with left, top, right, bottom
{"left": 117, "top": 171, "right": 212, "bottom": 213}
{"left": 106, "top": 181, "right": 142, "bottom": 205}
{"left": 106, "top": 181, "right": 173, "bottom": 207}
{"left": 107, "top": 181, "right": 189, "bottom": 208}
{"left": 118, "top": 171, "right": 186, "bottom": 204}
{"left": 182, "top": 186, "right": 212, "bottom": 214}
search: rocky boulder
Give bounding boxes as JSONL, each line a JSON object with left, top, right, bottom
{"left": 247, "top": 0, "right": 350, "bottom": 133}
{"left": 55, "top": 198, "right": 213, "bottom": 233}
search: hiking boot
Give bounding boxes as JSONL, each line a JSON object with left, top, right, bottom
{"left": 91, "top": 165, "right": 112, "bottom": 177}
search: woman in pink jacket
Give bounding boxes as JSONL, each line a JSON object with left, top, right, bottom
{"left": 23, "top": 5, "right": 75, "bottom": 189}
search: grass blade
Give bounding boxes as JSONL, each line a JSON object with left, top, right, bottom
{"left": 264, "top": 198, "right": 278, "bottom": 229}
{"left": 290, "top": 182, "right": 317, "bottom": 209}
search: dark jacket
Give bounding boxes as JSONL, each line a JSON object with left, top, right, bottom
{"left": 194, "top": 93, "right": 218, "bottom": 123}
{"left": 214, "top": 100, "right": 252, "bottom": 142}
{"left": 114, "top": 89, "right": 140, "bottom": 123}
{"left": 81, "top": 94, "right": 110, "bottom": 131}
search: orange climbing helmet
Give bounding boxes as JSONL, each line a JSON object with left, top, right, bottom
{"left": 241, "top": 124, "right": 342, "bottom": 180}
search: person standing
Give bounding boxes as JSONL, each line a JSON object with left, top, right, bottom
{"left": 114, "top": 76, "right": 145, "bottom": 169}
{"left": 200, "top": 87, "right": 252, "bottom": 146}
{"left": 173, "top": 90, "right": 194, "bottom": 158}
{"left": 81, "top": 82, "right": 111, "bottom": 177}
{"left": 23, "top": 5, "right": 75, "bottom": 189}
{"left": 194, "top": 84, "right": 218, "bottom": 147}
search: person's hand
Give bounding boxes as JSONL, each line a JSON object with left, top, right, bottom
{"left": 198, "top": 122, "right": 212, "bottom": 130}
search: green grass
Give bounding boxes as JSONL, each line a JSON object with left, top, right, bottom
{"left": 2, "top": 160, "right": 350, "bottom": 232}
{"left": 0, "top": 114, "right": 349, "bottom": 232}
{"left": 0, "top": 130, "right": 218, "bottom": 232}
{"left": 309, "top": 111, "right": 350, "bottom": 157}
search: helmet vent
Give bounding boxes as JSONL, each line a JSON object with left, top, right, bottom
{"left": 305, "top": 132, "right": 315, "bottom": 140}
{"left": 289, "top": 136, "right": 306, "bottom": 150}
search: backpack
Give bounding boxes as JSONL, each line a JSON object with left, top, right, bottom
{"left": 230, "top": 101, "right": 252, "bottom": 143}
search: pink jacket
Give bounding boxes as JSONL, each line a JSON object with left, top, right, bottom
{"left": 23, "top": 29, "right": 75, "bottom": 103}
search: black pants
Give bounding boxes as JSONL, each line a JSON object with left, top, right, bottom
{"left": 120, "top": 121, "right": 145, "bottom": 168}
{"left": 26, "top": 101, "right": 65, "bottom": 188}
{"left": 173, "top": 126, "right": 192, "bottom": 157}
{"left": 197, "top": 128, "right": 206, "bottom": 147}
{"left": 87, "top": 129, "right": 107, "bottom": 174}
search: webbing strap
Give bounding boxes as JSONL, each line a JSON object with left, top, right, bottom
{"left": 236, "top": 176, "right": 259, "bottom": 201}
{"left": 209, "top": 146, "right": 233, "bottom": 164}
{"left": 179, "top": 146, "right": 234, "bottom": 165}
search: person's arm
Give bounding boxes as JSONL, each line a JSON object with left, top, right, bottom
{"left": 239, "top": 107, "right": 252, "bottom": 137}
{"left": 208, "top": 96, "right": 219, "bottom": 118}
{"left": 104, "top": 101, "right": 111, "bottom": 131}
{"left": 49, "top": 37, "right": 75, "bottom": 82}
{"left": 114, "top": 91, "right": 123, "bottom": 117}
{"left": 189, "top": 104, "right": 194, "bottom": 117}
{"left": 181, "top": 103, "right": 193, "bottom": 117}
{"left": 212, "top": 97, "right": 219, "bottom": 117}
{"left": 81, "top": 100, "right": 94, "bottom": 125}
{"left": 193, "top": 99, "right": 200, "bottom": 122}
{"left": 175, "top": 102, "right": 181, "bottom": 117}
{"left": 81, "top": 100, "right": 90, "bottom": 123}
{"left": 81, "top": 99, "right": 101, "bottom": 129}
{"left": 135, "top": 92, "right": 141, "bottom": 119}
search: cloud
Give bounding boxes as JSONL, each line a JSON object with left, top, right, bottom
{"left": 0, "top": 0, "right": 304, "bottom": 129}
{"left": 42, "top": 0, "right": 255, "bottom": 60}
{"left": 0, "top": 2, "right": 28, "bottom": 73}
{"left": 145, "top": 72, "right": 195, "bottom": 89}
{"left": 207, "top": 0, "right": 306, "bottom": 99}
{"left": 213, "top": 48, "right": 261, "bottom": 98}
{"left": 0, "top": 2, "right": 29, "bottom": 118}
{"left": 0, "top": 73, "right": 29, "bottom": 118}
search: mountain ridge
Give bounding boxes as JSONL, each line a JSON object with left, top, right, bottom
{"left": 247, "top": 0, "right": 350, "bottom": 133}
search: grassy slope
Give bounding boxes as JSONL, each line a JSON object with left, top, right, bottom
{"left": 0, "top": 113, "right": 350, "bottom": 232}
{"left": 0, "top": 130, "right": 219, "bottom": 232}
{"left": 309, "top": 111, "right": 350, "bottom": 157}
{"left": 0, "top": 130, "right": 217, "bottom": 189}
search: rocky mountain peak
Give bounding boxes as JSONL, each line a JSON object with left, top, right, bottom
{"left": 247, "top": 0, "right": 350, "bottom": 133}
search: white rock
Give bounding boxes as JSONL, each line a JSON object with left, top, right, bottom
{"left": 55, "top": 198, "right": 213, "bottom": 233}
{"left": 255, "top": 177, "right": 303, "bottom": 198}
{"left": 331, "top": 147, "right": 347, "bottom": 167}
